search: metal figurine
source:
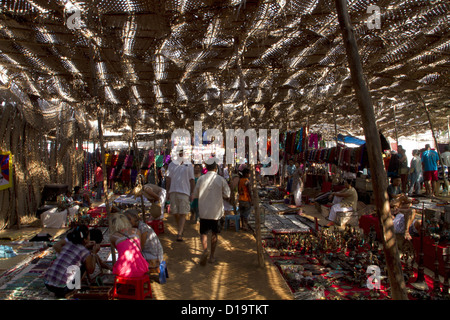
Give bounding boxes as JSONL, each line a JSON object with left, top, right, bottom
{"left": 412, "top": 203, "right": 429, "bottom": 291}
{"left": 442, "top": 247, "right": 449, "bottom": 296}
{"left": 431, "top": 233, "right": 441, "bottom": 295}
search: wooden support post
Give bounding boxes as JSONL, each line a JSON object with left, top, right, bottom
{"left": 235, "top": 36, "right": 264, "bottom": 267}
{"left": 393, "top": 105, "right": 399, "bottom": 150}
{"left": 447, "top": 116, "right": 450, "bottom": 147}
{"left": 97, "top": 108, "right": 114, "bottom": 264}
{"left": 152, "top": 111, "right": 159, "bottom": 186}
{"left": 332, "top": 104, "right": 338, "bottom": 146}
{"left": 335, "top": 0, "right": 408, "bottom": 299}
{"left": 89, "top": 40, "right": 115, "bottom": 264}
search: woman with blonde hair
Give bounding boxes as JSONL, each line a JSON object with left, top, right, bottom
{"left": 124, "top": 209, "right": 164, "bottom": 273}
{"left": 109, "top": 213, "right": 149, "bottom": 278}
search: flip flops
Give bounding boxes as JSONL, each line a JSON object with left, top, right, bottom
{"left": 208, "top": 257, "right": 216, "bottom": 264}
{"left": 200, "top": 250, "right": 209, "bottom": 266}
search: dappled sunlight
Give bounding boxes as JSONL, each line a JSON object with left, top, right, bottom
{"left": 208, "top": 262, "right": 228, "bottom": 300}
{"left": 263, "top": 259, "right": 294, "bottom": 299}
{"left": 154, "top": 213, "right": 292, "bottom": 300}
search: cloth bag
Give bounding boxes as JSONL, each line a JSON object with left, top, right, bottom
{"left": 132, "top": 174, "right": 145, "bottom": 196}
{"left": 150, "top": 202, "right": 162, "bottom": 219}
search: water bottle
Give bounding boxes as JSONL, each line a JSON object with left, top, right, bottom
{"left": 159, "top": 261, "right": 167, "bottom": 284}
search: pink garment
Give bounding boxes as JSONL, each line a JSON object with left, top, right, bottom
{"left": 124, "top": 154, "right": 133, "bottom": 168}
{"left": 308, "top": 134, "right": 319, "bottom": 149}
{"left": 113, "top": 238, "right": 149, "bottom": 278}
{"left": 148, "top": 150, "right": 155, "bottom": 168}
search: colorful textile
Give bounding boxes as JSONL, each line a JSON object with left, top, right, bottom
{"left": 0, "top": 151, "right": 13, "bottom": 191}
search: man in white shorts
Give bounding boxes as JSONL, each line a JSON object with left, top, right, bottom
{"left": 166, "top": 152, "right": 195, "bottom": 242}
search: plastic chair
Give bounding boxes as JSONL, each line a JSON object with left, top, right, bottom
{"left": 147, "top": 219, "right": 164, "bottom": 235}
{"left": 112, "top": 275, "right": 152, "bottom": 300}
{"left": 224, "top": 214, "right": 240, "bottom": 231}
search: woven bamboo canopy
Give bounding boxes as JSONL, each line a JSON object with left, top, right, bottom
{"left": 0, "top": 0, "right": 449, "bottom": 142}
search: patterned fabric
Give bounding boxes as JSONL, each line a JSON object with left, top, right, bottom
{"left": 137, "top": 221, "right": 164, "bottom": 262}
{"left": 44, "top": 242, "right": 90, "bottom": 288}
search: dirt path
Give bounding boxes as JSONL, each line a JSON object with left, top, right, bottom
{"left": 150, "top": 214, "right": 293, "bottom": 300}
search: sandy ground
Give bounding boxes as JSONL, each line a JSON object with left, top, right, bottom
{"left": 151, "top": 213, "right": 293, "bottom": 300}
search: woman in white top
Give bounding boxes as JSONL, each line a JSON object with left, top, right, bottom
{"left": 326, "top": 179, "right": 358, "bottom": 226}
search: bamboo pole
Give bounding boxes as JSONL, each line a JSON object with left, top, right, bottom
{"left": 447, "top": 116, "right": 449, "bottom": 147}
{"left": 89, "top": 40, "right": 115, "bottom": 264}
{"left": 332, "top": 104, "right": 338, "bottom": 146}
{"left": 235, "top": 36, "right": 264, "bottom": 267}
{"left": 129, "top": 104, "right": 147, "bottom": 221}
{"left": 97, "top": 107, "right": 115, "bottom": 264}
{"left": 393, "top": 105, "right": 399, "bottom": 150}
{"left": 153, "top": 112, "right": 159, "bottom": 186}
{"left": 335, "top": 0, "right": 408, "bottom": 300}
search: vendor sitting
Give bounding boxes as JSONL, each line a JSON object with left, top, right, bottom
{"left": 52, "top": 227, "right": 112, "bottom": 283}
{"left": 387, "top": 176, "right": 407, "bottom": 201}
{"left": 73, "top": 186, "right": 92, "bottom": 208}
{"left": 390, "top": 196, "right": 421, "bottom": 245}
{"left": 40, "top": 191, "right": 80, "bottom": 228}
{"left": 326, "top": 179, "right": 358, "bottom": 227}
{"left": 44, "top": 225, "right": 99, "bottom": 298}
{"left": 135, "top": 183, "right": 167, "bottom": 219}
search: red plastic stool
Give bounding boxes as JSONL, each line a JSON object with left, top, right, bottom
{"left": 147, "top": 219, "right": 164, "bottom": 235}
{"left": 112, "top": 275, "right": 152, "bottom": 300}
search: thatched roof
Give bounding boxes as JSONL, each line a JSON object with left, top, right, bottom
{"left": 0, "top": 0, "right": 448, "bottom": 142}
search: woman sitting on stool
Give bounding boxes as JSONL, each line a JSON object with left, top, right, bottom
{"left": 326, "top": 179, "right": 358, "bottom": 227}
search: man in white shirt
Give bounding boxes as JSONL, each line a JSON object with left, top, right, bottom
{"left": 441, "top": 145, "right": 450, "bottom": 194}
{"left": 193, "top": 162, "right": 231, "bottom": 265}
{"left": 408, "top": 149, "right": 422, "bottom": 195}
{"left": 441, "top": 145, "right": 450, "bottom": 167}
{"left": 165, "top": 152, "right": 195, "bottom": 242}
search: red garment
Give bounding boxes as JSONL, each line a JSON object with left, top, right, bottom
{"left": 111, "top": 155, "right": 119, "bottom": 167}
{"left": 384, "top": 156, "right": 391, "bottom": 171}
{"left": 95, "top": 166, "right": 103, "bottom": 182}
{"left": 121, "top": 168, "right": 131, "bottom": 182}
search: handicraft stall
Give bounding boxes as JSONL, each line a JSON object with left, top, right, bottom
{"left": 263, "top": 224, "right": 450, "bottom": 300}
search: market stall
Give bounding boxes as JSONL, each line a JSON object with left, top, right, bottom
{"left": 263, "top": 225, "right": 448, "bottom": 300}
